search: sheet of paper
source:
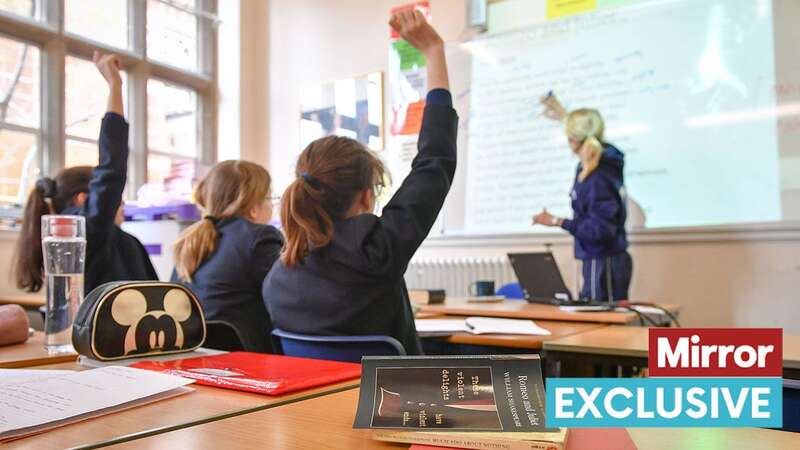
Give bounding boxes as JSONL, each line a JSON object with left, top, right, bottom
{"left": 414, "top": 319, "right": 468, "bottom": 333}
{"left": 465, "top": 317, "right": 552, "bottom": 336}
{"left": 0, "top": 366, "right": 194, "bottom": 438}
{"left": 0, "top": 369, "right": 74, "bottom": 384}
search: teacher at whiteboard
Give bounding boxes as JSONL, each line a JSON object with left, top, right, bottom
{"left": 532, "top": 94, "right": 632, "bottom": 301}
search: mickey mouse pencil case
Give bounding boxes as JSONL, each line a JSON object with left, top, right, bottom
{"left": 72, "top": 281, "right": 206, "bottom": 361}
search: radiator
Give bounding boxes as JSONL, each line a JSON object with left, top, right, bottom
{"left": 404, "top": 257, "right": 517, "bottom": 297}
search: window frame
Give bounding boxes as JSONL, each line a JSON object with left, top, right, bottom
{"left": 0, "top": 0, "right": 218, "bottom": 207}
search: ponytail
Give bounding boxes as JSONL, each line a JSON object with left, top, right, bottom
{"left": 172, "top": 160, "right": 272, "bottom": 282}
{"left": 173, "top": 218, "right": 219, "bottom": 282}
{"left": 280, "top": 178, "right": 335, "bottom": 268}
{"left": 13, "top": 181, "right": 53, "bottom": 292}
{"left": 577, "top": 136, "right": 603, "bottom": 182}
{"left": 13, "top": 168, "right": 92, "bottom": 292}
{"left": 280, "top": 136, "right": 386, "bottom": 268}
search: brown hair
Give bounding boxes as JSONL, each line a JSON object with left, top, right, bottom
{"left": 173, "top": 160, "right": 272, "bottom": 282}
{"left": 13, "top": 166, "right": 93, "bottom": 292}
{"left": 281, "top": 136, "right": 386, "bottom": 268}
{"left": 565, "top": 108, "right": 605, "bottom": 182}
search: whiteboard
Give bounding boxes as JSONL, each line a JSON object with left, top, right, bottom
{"left": 387, "top": 0, "right": 800, "bottom": 238}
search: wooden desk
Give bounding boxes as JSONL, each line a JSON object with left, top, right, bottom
{"left": 0, "top": 332, "right": 77, "bottom": 368}
{"left": 109, "top": 389, "right": 394, "bottom": 449}
{"left": 0, "top": 295, "right": 45, "bottom": 308}
{"left": 627, "top": 427, "right": 800, "bottom": 450}
{"left": 543, "top": 325, "right": 649, "bottom": 357}
{"left": 109, "top": 388, "right": 800, "bottom": 450}
{"left": 543, "top": 327, "right": 800, "bottom": 379}
{"left": 424, "top": 320, "right": 608, "bottom": 350}
{"left": 419, "top": 298, "right": 680, "bottom": 326}
{"left": 3, "top": 362, "right": 359, "bottom": 450}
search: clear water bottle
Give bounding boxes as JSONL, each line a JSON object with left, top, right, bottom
{"left": 41, "top": 215, "right": 86, "bottom": 354}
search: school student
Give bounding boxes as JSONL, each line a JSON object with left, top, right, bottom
{"left": 13, "top": 52, "right": 157, "bottom": 294}
{"left": 172, "top": 161, "right": 282, "bottom": 353}
{"left": 263, "top": 10, "right": 457, "bottom": 355}
{"left": 533, "top": 98, "right": 632, "bottom": 301}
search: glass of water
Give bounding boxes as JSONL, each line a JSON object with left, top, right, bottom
{"left": 41, "top": 215, "right": 86, "bottom": 354}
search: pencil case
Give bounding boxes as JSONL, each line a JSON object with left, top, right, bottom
{"left": 72, "top": 281, "right": 206, "bottom": 361}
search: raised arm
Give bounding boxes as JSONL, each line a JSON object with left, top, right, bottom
{"left": 376, "top": 11, "right": 457, "bottom": 272}
{"left": 82, "top": 52, "right": 128, "bottom": 242}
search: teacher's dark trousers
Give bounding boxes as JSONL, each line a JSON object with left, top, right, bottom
{"left": 579, "top": 251, "right": 633, "bottom": 301}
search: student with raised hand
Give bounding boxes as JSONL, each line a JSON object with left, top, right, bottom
{"left": 13, "top": 52, "right": 157, "bottom": 294}
{"left": 172, "top": 161, "right": 282, "bottom": 353}
{"left": 263, "top": 10, "right": 457, "bottom": 355}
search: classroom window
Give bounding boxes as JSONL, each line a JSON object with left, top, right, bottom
{"left": 147, "top": 79, "right": 198, "bottom": 195}
{"left": 64, "top": 0, "right": 129, "bottom": 50}
{"left": 0, "top": 0, "right": 36, "bottom": 19}
{"left": 0, "top": 36, "right": 40, "bottom": 205}
{"left": 0, "top": 0, "right": 218, "bottom": 214}
{"left": 147, "top": 79, "right": 197, "bottom": 158}
{"left": 64, "top": 56, "right": 129, "bottom": 168}
{"left": 147, "top": 0, "right": 199, "bottom": 72}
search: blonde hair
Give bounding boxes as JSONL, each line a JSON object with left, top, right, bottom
{"left": 174, "top": 160, "right": 272, "bottom": 282}
{"left": 565, "top": 108, "right": 605, "bottom": 182}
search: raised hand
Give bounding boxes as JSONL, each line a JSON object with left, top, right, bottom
{"left": 389, "top": 9, "right": 448, "bottom": 91}
{"left": 389, "top": 9, "right": 443, "bottom": 56}
{"left": 93, "top": 51, "right": 123, "bottom": 115}
{"left": 93, "top": 51, "right": 122, "bottom": 87}
{"left": 540, "top": 93, "right": 567, "bottom": 121}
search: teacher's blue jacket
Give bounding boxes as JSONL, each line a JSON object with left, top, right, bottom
{"left": 560, "top": 143, "right": 628, "bottom": 259}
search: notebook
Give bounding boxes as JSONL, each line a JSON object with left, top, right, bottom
{"left": 131, "top": 351, "right": 361, "bottom": 396}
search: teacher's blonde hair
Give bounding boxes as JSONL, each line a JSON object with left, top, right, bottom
{"left": 565, "top": 108, "right": 605, "bottom": 182}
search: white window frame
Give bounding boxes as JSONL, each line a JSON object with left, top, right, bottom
{"left": 0, "top": 0, "right": 218, "bottom": 208}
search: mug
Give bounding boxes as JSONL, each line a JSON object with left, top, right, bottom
{"left": 468, "top": 280, "right": 495, "bottom": 297}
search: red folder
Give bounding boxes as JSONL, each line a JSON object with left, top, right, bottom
{"left": 131, "top": 352, "right": 361, "bottom": 396}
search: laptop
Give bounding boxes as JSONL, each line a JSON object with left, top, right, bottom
{"left": 507, "top": 252, "right": 611, "bottom": 307}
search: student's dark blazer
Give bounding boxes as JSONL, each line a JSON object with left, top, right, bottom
{"left": 62, "top": 113, "right": 158, "bottom": 294}
{"left": 263, "top": 90, "right": 458, "bottom": 356}
{"left": 172, "top": 218, "right": 283, "bottom": 353}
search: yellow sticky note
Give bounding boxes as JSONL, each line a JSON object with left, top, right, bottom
{"left": 546, "top": 0, "right": 597, "bottom": 19}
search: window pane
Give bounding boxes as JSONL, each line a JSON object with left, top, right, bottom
{"left": 65, "top": 139, "right": 99, "bottom": 168}
{"left": 64, "top": 0, "right": 128, "bottom": 49}
{"left": 0, "top": 37, "right": 40, "bottom": 128}
{"left": 147, "top": 79, "right": 197, "bottom": 157}
{"left": 66, "top": 56, "right": 127, "bottom": 140}
{"left": 0, "top": 129, "right": 37, "bottom": 205}
{"left": 146, "top": 154, "right": 195, "bottom": 199}
{"left": 0, "top": 0, "right": 35, "bottom": 18}
{"left": 147, "top": 0, "right": 198, "bottom": 71}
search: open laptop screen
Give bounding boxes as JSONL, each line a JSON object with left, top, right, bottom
{"left": 508, "top": 252, "right": 574, "bottom": 303}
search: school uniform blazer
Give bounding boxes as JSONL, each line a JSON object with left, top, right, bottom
{"left": 171, "top": 218, "right": 283, "bottom": 353}
{"left": 263, "top": 89, "right": 458, "bottom": 356}
{"left": 63, "top": 113, "right": 158, "bottom": 294}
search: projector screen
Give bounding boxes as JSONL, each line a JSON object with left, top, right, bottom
{"left": 395, "top": 0, "right": 800, "bottom": 237}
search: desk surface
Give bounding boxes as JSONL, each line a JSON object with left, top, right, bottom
{"left": 784, "top": 334, "right": 800, "bottom": 369}
{"left": 0, "top": 332, "right": 77, "bottom": 368}
{"left": 3, "top": 362, "right": 359, "bottom": 450}
{"left": 419, "top": 298, "right": 680, "bottom": 325}
{"left": 544, "top": 327, "right": 800, "bottom": 368}
{"left": 110, "top": 388, "right": 800, "bottom": 450}
{"left": 0, "top": 295, "right": 45, "bottom": 307}
{"left": 543, "top": 325, "right": 650, "bottom": 357}
{"left": 425, "top": 320, "right": 608, "bottom": 350}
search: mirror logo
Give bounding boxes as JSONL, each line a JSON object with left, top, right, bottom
{"left": 546, "top": 329, "right": 783, "bottom": 427}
